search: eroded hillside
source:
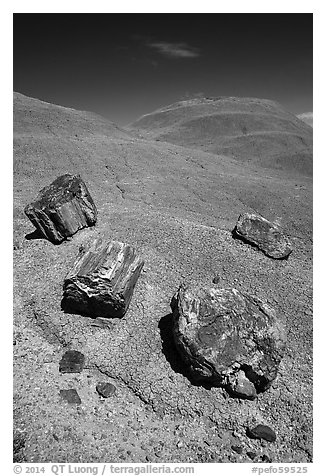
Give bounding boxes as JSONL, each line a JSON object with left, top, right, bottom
{"left": 13, "top": 93, "right": 312, "bottom": 463}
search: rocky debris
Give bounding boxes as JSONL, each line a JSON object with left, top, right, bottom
{"left": 90, "top": 317, "right": 113, "bottom": 329}
{"left": 24, "top": 174, "right": 97, "bottom": 244}
{"left": 62, "top": 238, "right": 144, "bottom": 318}
{"left": 59, "top": 389, "right": 81, "bottom": 404}
{"left": 96, "top": 382, "right": 116, "bottom": 398}
{"left": 231, "top": 445, "right": 243, "bottom": 454}
{"left": 233, "top": 213, "right": 292, "bottom": 259}
{"left": 227, "top": 370, "right": 257, "bottom": 400}
{"left": 59, "top": 350, "right": 85, "bottom": 373}
{"left": 13, "top": 239, "right": 21, "bottom": 250}
{"left": 171, "top": 285, "right": 286, "bottom": 398}
{"left": 247, "top": 425, "right": 277, "bottom": 442}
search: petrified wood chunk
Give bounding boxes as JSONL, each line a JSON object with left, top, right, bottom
{"left": 96, "top": 382, "right": 116, "bottom": 398}
{"left": 171, "top": 285, "right": 286, "bottom": 399}
{"left": 62, "top": 238, "right": 144, "bottom": 318}
{"left": 24, "top": 174, "right": 97, "bottom": 244}
{"left": 233, "top": 213, "right": 292, "bottom": 259}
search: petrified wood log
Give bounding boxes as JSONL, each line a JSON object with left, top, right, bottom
{"left": 24, "top": 174, "right": 97, "bottom": 244}
{"left": 233, "top": 213, "right": 292, "bottom": 259}
{"left": 171, "top": 285, "right": 286, "bottom": 399}
{"left": 62, "top": 238, "right": 144, "bottom": 318}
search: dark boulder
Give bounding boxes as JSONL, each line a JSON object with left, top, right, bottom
{"left": 233, "top": 213, "right": 292, "bottom": 259}
{"left": 24, "top": 174, "right": 97, "bottom": 244}
{"left": 171, "top": 285, "right": 286, "bottom": 398}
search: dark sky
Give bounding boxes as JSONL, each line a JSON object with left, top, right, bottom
{"left": 14, "top": 14, "right": 313, "bottom": 125}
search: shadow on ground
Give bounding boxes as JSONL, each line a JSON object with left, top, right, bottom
{"left": 158, "top": 312, "right": 215, "bottom": 390}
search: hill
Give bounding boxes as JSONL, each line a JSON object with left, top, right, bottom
{"left": 128, "top": 97, "right": 313, "bottom": 176}
{"left": 297, "top": 112, "right": 313, "bottom": 128}
{"left": 13, "top": 92, "right": 312, "bottom": 463}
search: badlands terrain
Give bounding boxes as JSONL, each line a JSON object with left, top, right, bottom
{"left": 13, "top": 93, "right": 312, "bottom": 463}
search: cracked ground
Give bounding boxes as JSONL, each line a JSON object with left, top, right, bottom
{"left": 13, "top": 93, "right": 312, "bottom": 463}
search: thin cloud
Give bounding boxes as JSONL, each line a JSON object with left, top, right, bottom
{"left": 147, "top": 41, "right": 200, "bottom": 58}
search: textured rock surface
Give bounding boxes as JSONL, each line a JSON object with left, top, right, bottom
{"left": 62, "top": 238, "right": 144, "bottom": 318}
{"left": 59, "top": 350, "right": 85, "bottom": 373}
{"left": 24, "top": 174, "right": 97, "bottom": 244}
{"left": 233, "top": 213, "right": 293, "bottom": 259}
{"left": 171, "top": 285, "right": 286, "bottom": 397}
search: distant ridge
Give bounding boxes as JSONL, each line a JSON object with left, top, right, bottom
{"left": 297, "top": 112, "right": 313, "bottom": 128}
{"left": 128, "top": 96, "right": 313, "bottom": 176}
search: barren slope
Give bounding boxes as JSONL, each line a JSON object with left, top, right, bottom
{"left": 297, "top": 112, "right": 313, "bottom": 128}
{"left": 128, "top": 97, "right": 313, "bottom": 176}
{"left": 13, "top": 93, "right": 312, "bottom": 463}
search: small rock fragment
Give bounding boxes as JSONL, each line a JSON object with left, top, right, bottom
{"left": 231, "top": 445, "right": 243, "bottom": 454}
{"left": 13, "top": 240, "right": 21, "bottom": 250}
{"left": 247, "top": 451, "right": 257, "bottom": 460}
{"left": 62, "top": 238, "right": 144, "bottom": 318}
{"left": 24, "top": 174, "right": 97, "bottom": 244}
{"left": 261, "top": 454, "right": 272, "bottom": 463}
{"left": 247, "top": 425, "right": 276, "bottom": 442}
{"left": 96, "top": 382, "right": 116, "bottom": 398}
{"left": 227, "top": 370, "right": 257, "bottom": 400}
{"left": 13, "top": 433, "right": 26, "bottom": 462}
{"left": 59, "top": 350, "right": 85, "bottom": 373}
{"left": 60, "top": 389, "right": 81, "bottom": 404}
{"left": 171, "top": 284, "right": 286, "bottom": 397}
{"left": 233, "top": 213, "right": 292, "bottom": 259}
